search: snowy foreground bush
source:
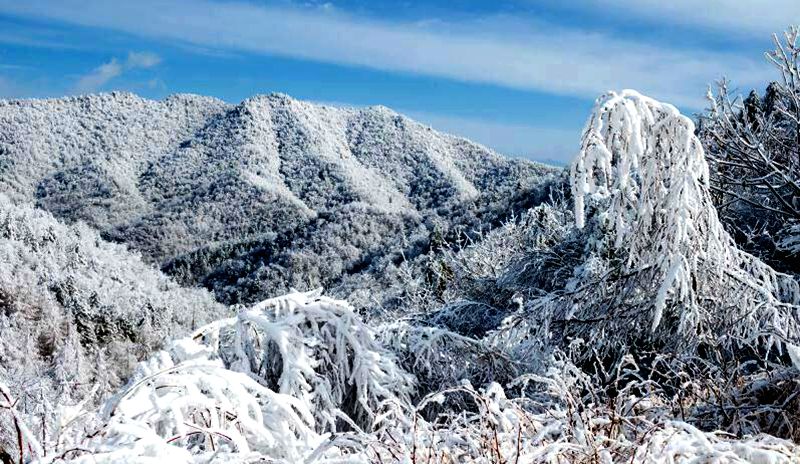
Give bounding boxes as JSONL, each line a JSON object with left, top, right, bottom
{"left": 3, "top": 91, "right": 800, "bottom": 463}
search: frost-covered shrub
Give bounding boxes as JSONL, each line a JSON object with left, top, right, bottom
{"left": 377, "top": 321, "right": 515, "bottom": 398}
{"left": 8, "top": 291, "right": 412, "bottom": 463}
{"left": 84, "top": 344, "right": 327, "bottom": 463}
{"left": 205, "top": 290, "right": 415, "bottom": 433}
{"left": 372, "top": 354, "right": 800, "bottom": 464}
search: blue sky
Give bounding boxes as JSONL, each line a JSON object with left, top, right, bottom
{"left": 0, "top": 1, "right": 795, "bottom": 164}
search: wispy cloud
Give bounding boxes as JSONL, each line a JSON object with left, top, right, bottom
{"left": 74, "top": 51, "right": 161, "bottom": 93}
{"left": 126, "top": 51, "right": 161, "bottom": 68}
{"left": 75, "top": 59, "right": 122, "bottom": 93}
{"left": 0, "top": 0, "right": 775, "bottom": 107}
{"left": 0, "top": 21, "right": 87, "bottom": 50}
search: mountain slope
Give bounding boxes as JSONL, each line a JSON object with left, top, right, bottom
{"left": 0, "top": 199, "right": 225, "bottom": 451}
{"left": 0, "top": 92, "right": 558, "bottom": 306}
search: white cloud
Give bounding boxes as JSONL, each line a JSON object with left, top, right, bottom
{"left": 126, "top": 51, "right": 161, "bottom": 68}
{"left": 0, "top": 0, "right": 775, "bottom": 108}
{"left": 74, "top": 51, "right": 161, "bottom": 93}
{"left": 74, "top": 59, "right": 123, "bottom": 93}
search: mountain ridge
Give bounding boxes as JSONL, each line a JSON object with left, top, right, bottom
{"left": 0, "top": 91, "right": 559, "bottom": 306}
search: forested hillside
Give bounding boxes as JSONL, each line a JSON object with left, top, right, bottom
{"left": 0, "top": 93, "right": 556, "bottom": 308}
{"left": 0, "top": 198, "right": 225, "bottom": 459}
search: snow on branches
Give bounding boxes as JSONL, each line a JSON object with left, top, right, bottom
{"left": 22, "top": 290, "right": 413, "bottom": 463}
{"left": 569, "top": 90, "right": 800, "bottom": 353}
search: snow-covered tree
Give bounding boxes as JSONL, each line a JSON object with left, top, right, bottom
{"left": 565, "top": 89, "right": 800, "bottom": 355}
{"left": 700, "top": 26, "right": 800, "bottom": 264}
{"left": 0, "top": 200, "right": 225, "bottom": 457}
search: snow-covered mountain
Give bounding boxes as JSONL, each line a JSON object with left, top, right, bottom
{"left": 0, "top": 92, "right": 557, "bottom": 306}
{"left": 3, "top": 90, "right": 799, "bottom": 463}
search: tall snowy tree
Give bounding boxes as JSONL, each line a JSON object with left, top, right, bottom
{"left": 565, "top": 89, "right": 800, "bottom": 355}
